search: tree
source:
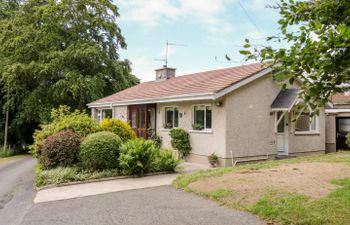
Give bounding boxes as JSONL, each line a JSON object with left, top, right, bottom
{"left": 0, "top": 0, "right": 139, "bottom": 148}
{"left": 240, "top": 0, "right": 350, "bottom": 112}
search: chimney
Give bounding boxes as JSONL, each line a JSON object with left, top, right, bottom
{"left": 155, "top": 66, "right": 176, "bottom": 81}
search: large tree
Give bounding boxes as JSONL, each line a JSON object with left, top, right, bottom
{"left": 241, "top": 0, "right": 350, "bottom": 111}
{"left": 0, "top": 0, "right": 139, "bottom": 147}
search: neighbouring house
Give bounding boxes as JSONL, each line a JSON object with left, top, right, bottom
{"left": 87, "top": 63, "right": 326, "bottom": 166}
{"left": 325, "top": 92, "right": 350, "bottom": 151}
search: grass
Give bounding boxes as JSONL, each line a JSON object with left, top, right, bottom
{"left": 0, "top": 146, "right": 16, "bottom": 158}
{"left": 172, "top": 152, "right": 350, "bottom": 225}
{"left": 35, "top": 165, "right": 117, "bottom": 188}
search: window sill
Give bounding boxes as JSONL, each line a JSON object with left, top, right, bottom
{"left": 160, "top": 128, "right": 171, "bottom": 132}
{"left": 294, "top": 131, "right": 320, "bottom": 136}
{"left": 189, "top": 129, "right": 213, "bottom": 134}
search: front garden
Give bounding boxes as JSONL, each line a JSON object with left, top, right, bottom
{"left": 173, "top": 152, "right": 350, "bottom": 225}
{"left": 32, "top": 106, "right": 179, "bottom": 188}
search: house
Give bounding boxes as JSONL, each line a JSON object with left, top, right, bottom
{"left": 325, "top": 92, "right": 350, "bottom": 151}
{"left": 87, "top": 63, "right": 326, "bottom": 166}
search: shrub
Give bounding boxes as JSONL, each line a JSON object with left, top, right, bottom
{"left": 119, "top": 138, "right": 157, "bottom": 176}
{"left": 169, "top": 128, "right": 191, "bottom": 158}
{"left": 31, "top": 105, "right": 100, "bottom": 158}
{"left": 41, "top": 130, "right": 81, "bottom": 168}
{"left": 0, "top": 146, "right": 16, "bottom": 158}
{"left": 35, "top": 166, "right": 116, "bottom": 187}
{"left": 100, "top": 118, "right": 136, "bottom": 142}
{"left": 148, "top": 129, "right": 163, "bottom": 149}
{"left": 80, "top": 131, "right": 122, "bottom": 170}
{"left": 150, "top": 149, "right": 179, "bottom": 172}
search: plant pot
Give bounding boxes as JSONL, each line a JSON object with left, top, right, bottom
{"left": 209, "top": 160, "right": 217, "bottom": 167}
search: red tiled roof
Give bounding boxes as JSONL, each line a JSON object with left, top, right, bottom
{"left": 89, "top": 62, "right": 270, "bottom": 105}
{"left": 330, "top": 92, "right": 350, "bottom": 104}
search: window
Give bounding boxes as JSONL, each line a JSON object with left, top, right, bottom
{"left": 193, "top": 105, "right": 212, "bottom": 130}
{"left": 98, "top": 109, "right": 112, "bottom": 123}
{"left": 164, "top": 107, "right": 178, "bottom": 129}
{"left": 295, "top": 112, "right": 318, "bottom": 133}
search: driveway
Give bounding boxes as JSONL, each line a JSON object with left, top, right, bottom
{"left": 22, "top": 186, "right": 265, "bottom": 225}
{"left": 0, "top": 155, "right": 37, "bottom": 225}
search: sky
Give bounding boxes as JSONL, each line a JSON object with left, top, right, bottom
{"left": 115, "top": 0, "right": 281, "bottom": 82}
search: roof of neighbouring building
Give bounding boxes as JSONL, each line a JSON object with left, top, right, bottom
{"left": 330, "top": 92, "right": 350, "bottom": 105}
{"left": 88, "top": 62, "right": 272, "bottom": 107}
{"left": 271, "top": 89, "right": 299, "bottom": 111}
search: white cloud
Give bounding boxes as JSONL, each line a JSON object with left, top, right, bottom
{"left": 116, "top": 0, "right": 235, "bottom": 37}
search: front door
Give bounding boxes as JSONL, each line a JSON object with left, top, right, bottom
{"left": 276, "top": 111, "right": 288, "bottom": 155}
{"left": 129, "top": 105, "right": 156, "bottom": 139}
{"left": 336, "top": 117, "right": 350, "bottom": 150}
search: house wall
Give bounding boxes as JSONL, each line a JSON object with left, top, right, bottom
{"left": 325, "top": 114, "right": 336, "bottom": 152}
{"left": 156, "top": 100, "right": 227, "bottom": 166}
{"left": 113, "top": 106, "right": 128, "bottom": 122}
{"left": 225, "top": 75, "right": 280, "bottom": 165}
{"left": 287, "top": 108, "right": 326, "bottom": 155}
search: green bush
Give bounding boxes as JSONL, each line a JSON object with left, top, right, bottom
{"left": 30, "top": 105, "right": 100, "bottom": 158}
{"left": 119, "top": 138, "right": 158, "bottom": 176}
{"left": 150, "top": 149, "right": 179, "bottom": 172}
{"left": 0, "top": 146, "right": 16, "bottom": 158}
{"left": 169, "top": 128, "right": 191, "bottom": 158}
{"left": 80, "top": 131, "right": 122, "bottom": 170}
{"left": 41, "top": 130, "right": 81, "bottom": 168}
{"left": 100, "top": 118, "right": 136, "bottom": 142}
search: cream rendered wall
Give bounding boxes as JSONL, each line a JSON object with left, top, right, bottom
{"left": 156, "top": 100, "right": 227, "bottom": 163}
{"left": 225, "top": 75, "right": 280, "bottom": 159}
{"left": 112, "top": 106, "right": 128, "bottom": 122}
{"left": 287, "top": 108, "right": 326, "bottom": 154}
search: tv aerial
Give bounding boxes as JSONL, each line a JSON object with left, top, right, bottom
{"left": 155, "top": 40, "right": 187, "bottom": 67}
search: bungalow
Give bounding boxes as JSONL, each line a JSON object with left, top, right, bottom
{"left": 87, "top": 63, "right": 326, "bottom": 166}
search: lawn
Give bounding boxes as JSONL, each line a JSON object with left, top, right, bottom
{"left": 173, "top": 152, "right": 350, "bottom": 225}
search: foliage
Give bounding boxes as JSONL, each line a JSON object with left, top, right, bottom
{"left": 0, "top": 145, "right": 16, "bottom": 157}
{"left": 169, "top": 128, "right": 191, "bottom": 157}
{"left": 148, "top": 129, "right": 163, "bottom": 149}
{"left": 238, "top": 0, "right": 350, "bottom": 113}
{"left": 35, "top": 165, "right": 116, "bottom": 187}
{"left": 208, "top": 153, "right": 219, "bottom": 162}
{"left": 192, "top": 123, "right": 204, "bottom": 130}
{"left": 41, "top": 130, "right": 81, "bottom": 168}
{"left": 99, "top": 118, "right": 136, "bottom": 142}
{"left": 119, "top": 138, "right": 158, "bottom": 176}
{"left": 80, "top": 131, "right": 122, "bottom": 170}
{"left": 0, "top": 0, "right": 139, "bottom": 148}
{"left": 30, "top": 106, "right": 100, "bottom": 158}
{"left": 150, "top": 149, "right": 179, "bottom": 173}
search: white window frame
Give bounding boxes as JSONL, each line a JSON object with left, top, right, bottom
{"left": 164, "top": 106, "right": 179, "bottom": 129}
{"left": 191, "top": 104, "right": 213, "bottom": 131}
{"left": 97, "top": 108, "right": 113, "bottom": 123}
{"left": 294, "top": 112, "right": 319, "bottom": 134}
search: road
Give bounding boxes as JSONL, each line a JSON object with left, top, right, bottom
{"left": 22, "top": 186, "right": 264, "bottom": 225}
{"left": 0, "top": 156, "right": 264, "bottom": 225}
{"left": 0, "top": 155, "right": 37, "bottom": 225}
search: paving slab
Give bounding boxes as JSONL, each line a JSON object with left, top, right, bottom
{"left": 34, "top": 173, "right": 178, "bottom": 203}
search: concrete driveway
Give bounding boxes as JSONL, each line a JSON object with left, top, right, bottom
{"left": 0, "top": 155, "right": 37, "bottom": 225}
{"left": 22, "top": 186, "right": 265, "bottom": 225}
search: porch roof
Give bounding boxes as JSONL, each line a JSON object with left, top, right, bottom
{"left": 271, "top": 89, "right": 299, "bottom": 111}
{"left": 88, "top": 63, "right": 273, "bottom": 108}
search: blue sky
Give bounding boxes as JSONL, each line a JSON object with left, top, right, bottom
{"left": 115, "top": 0, "right": 281, "bottom": 82}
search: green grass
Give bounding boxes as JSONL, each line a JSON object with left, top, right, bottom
{"left": 35, "top": 165, "right": 117, "bottom": 187}
{"left": 172, "top": 152, "right": 350, "bottom": 225}
{"left": 173, "top": 152, "right": 350, "bottom": 189}
{"left": 0, "top": 146, "right": 16, "bottom": 158}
